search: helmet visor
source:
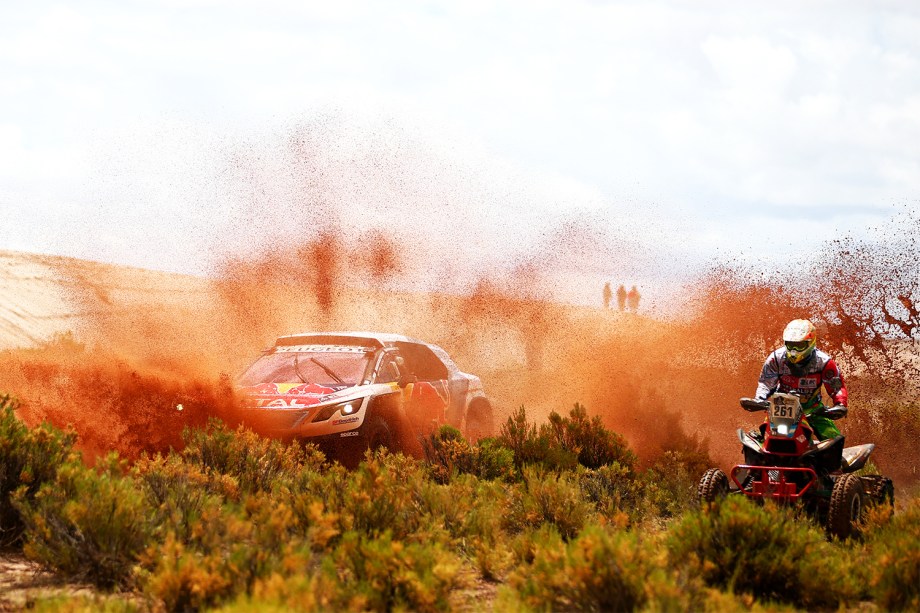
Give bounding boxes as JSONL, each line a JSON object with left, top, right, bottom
{"left": 786, "top": 341, "right": 811, "bottom": 353}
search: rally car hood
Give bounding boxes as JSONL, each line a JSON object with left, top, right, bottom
{"left": 236, "top": 381, "right": 399, "bottom": 439}
{"left": 238, "top": 381, "right": 357, "bottom": 410}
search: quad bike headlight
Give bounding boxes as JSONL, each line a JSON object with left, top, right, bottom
{"left": 312, "top": 400, "right": 360, "bottom": 422}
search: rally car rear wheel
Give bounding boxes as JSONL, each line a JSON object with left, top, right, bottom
{"left": 464, "top": 400, "right": 493, "bottom": 442}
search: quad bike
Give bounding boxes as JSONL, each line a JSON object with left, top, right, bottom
{"left": 698, "top": 392, "right": 894, "bottom": 538}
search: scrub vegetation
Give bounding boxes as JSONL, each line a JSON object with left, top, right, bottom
{"left": 2, "top": 394, "right": 918, "bottom": 612}
{"left": 1, "top": 210, "right": 919, "bottom": 610}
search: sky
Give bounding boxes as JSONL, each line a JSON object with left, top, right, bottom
{"left": 1, "top": 1, "right": 919, "bottom": 307}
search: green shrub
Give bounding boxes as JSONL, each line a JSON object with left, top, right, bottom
{"left": 497, "top": 405, "right": 636, "bottom": 476}
{"left": 226, "top": 531, "right": 464, "bottom": 613}
{"left": 338, "top": 450, "right": 438, "bottom": 542}
{"left": 503, "top": 466, "right": 594, "bottom": 540}
{"left": 283, "top": 462, "right": 348, "bottom": 551}
{"left": 667, "top": 496, "right": 855, "bottom": 609}
{"left": 14, "top": 454, "right": 152, "bottom": 589}
{"left": 638, "top": 450, "right": 701, "bottom": 520}
{"left": 144, "top": 492, "right": 307, "bottom": 611}
{"left": 578, "top": 462, "right": 638, "bottom": 524}
{"left": 415, "top": 475, "right": 514, "bottom": 581}
{"left": 544, "top": 404, "right": 636, "bottom": 471}
{"left": 863, "top": 497, "right": 920, "bottom": 610}
{"left": 501, "top": 524, "right": 651, "bottom": 612}
{"left": 180, "top": 419, "right": 326, "bottom": 495}
{"left": 329, "top": 530, "right": 462, "bottom": 612}
{"left": 134, "top": 454, "right": 219, "bottom": 543}
{"left": 235, "top": 567, "right": 338, "bottom": 613}
{"left": 145, "top": 532, "right": 235, "bottom": 611}
{"left": 282, "top": 449, "right": 439, "bottom": 548}
{"left": 473, "top": 438, "right": 516, "bottom": 481}
{"left": 498, "top": 406, "right": 574, "bottom": 473}
{"left": 423, "top": 425, "right": 477, "bottom": 484}
{"left": 0, "top": 394, "right": 78, "bottom": 547}
{"left": 423, "top": 426, "right": 515, "bottom": 484}
{"left": 26, "top": 593, "right": 142, "bottom": 612}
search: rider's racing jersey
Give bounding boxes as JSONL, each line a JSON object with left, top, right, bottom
{"left": 754, "top": 347, "right": 848, "bottom": 411}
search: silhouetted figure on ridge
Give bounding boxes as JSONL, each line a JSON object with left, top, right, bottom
{"left": 627, "top": 285, "right": 640, "bottom": 313}
{"left": 616, "top": 284, "right": 627, "bottom": 311}
{"left": 603, "top": 282, "right": 612, "bottom": 309}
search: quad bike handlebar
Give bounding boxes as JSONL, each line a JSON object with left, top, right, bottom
{"left": 739, "top": 397, "right": 848, "bottom": 419}
{"left": 818, "top": 404, "right": 848, "bottom": 420}
{"left": 740, "top": 397, "right": 769, "bottom": 412}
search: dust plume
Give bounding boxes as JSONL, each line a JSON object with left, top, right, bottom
{"left": 0, "top": 115, "right": 916, "bottom": 491}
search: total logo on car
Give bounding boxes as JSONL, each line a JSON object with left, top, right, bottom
{"left": 235, "top": 332, "right": 492, "bottom": 466}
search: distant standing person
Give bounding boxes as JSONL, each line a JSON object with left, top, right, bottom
{"left": 627, "top": 285, "right": 640, "bottom": 312}
{"left": 616, "top": 284, "right": 627, "bottom": 311}
{"left": 603, "top": 282, "right": 612, "bottom": 309}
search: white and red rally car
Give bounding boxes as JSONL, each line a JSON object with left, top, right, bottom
{"left": 236, "top": 332, "right": 492, "bottom": 464}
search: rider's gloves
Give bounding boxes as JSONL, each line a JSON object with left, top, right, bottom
{"left": 740, "top": 397, "right": 769, "bottom": 412}
{"left": 824, "top": 404, "right": 848, "bottom": 420}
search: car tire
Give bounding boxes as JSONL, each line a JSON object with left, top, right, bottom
{"left": 464, "top": 400, "right": 493, "bottom": 442}
{"left": 365, "top": 414, "right": 394, "bottom": 452}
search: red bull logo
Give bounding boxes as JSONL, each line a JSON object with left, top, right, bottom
{"left": 240, "top": 382, "right": 341, "bottom": 409}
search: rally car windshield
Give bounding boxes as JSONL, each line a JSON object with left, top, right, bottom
{"left": 237, "top": 347, "right": 372, "bottom": 387}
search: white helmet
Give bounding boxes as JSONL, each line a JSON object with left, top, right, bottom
{"left": 783, "top": 319, "right": 817, "bottom": 364}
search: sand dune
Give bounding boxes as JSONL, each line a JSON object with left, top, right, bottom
{"left": 0, "top": 250, "right": 213, "bottom": 351}
{"left": 0, "top": 251, "right": 92, "bottom": 350}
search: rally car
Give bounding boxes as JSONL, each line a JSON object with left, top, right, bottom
{"left": 235, "top": 332, "right": 493, "bottom": 465}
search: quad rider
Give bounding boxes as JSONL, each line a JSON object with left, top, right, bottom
{"left": 698, "top": 318, "right": 892, "bottom": 537}
{"left": 754, "top": 319, "right": 848, "bottom": 441}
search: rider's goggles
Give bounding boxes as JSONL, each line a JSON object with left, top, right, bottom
{"left": 785, "top": 341, "right": 811, "bottom": 352}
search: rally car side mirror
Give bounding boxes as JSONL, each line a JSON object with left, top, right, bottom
{"left": 398, "top": 372, "right": 418, "bottom": 388}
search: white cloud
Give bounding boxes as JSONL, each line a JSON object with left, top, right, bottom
{"left": 1, "top": 0, "right": 919, "bottom": 289}
{"left": 702, "top": 36, "right": 799, "bottom": 93}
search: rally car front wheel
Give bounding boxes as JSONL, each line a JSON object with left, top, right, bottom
{"left": 331, "top": 414, "right": 395, "bottom": 468}
{"left": 364, "top": 414, "right": 394, "bottom": 452}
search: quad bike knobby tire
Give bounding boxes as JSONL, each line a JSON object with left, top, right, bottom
{"left": 827, "top": 473, "right": 865, "bottom": 539}
{"left": 698, "top": 468, "right": 729, "bottom": 504}
{"left": 859, "top": 475, "right": 895, "bottom": 508}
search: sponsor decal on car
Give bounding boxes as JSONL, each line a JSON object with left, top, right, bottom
{"left": 265, "top": 398, "right": 312, "bottom": 409}
{"left": 332, "top": 416, "right": 360, "bottom": 425}
{"left": 275, "top": 345, "right": 370, "bottom": 353}
{"left": 340, "top": 431, "right": 360, "bottom": 437}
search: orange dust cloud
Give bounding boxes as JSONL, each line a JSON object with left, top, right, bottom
{"left": 0, "top": 118, "right": 916, "bottom": 489}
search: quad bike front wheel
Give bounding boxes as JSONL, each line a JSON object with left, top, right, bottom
{"left": 827, "top": 473, "right": 865, "bottom": 539}
{"left": 698, "top": 468, "right": 729, "bottom": 504}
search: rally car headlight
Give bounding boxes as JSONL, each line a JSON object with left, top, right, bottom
{"left": 312, "top": 400, "right": 360, "bottom": 422}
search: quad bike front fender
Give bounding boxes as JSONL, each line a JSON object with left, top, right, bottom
{"left": 737, "top": 428, "right": 763, "bottom": 453}
{"left": 840, "top": 443, "right": 875, "bottom": 473}
{"left": 731, "top": 465, "right": 818, "bottom": 500}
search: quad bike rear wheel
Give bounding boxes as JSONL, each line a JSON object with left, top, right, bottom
{"left": 698, "top": 468, "right": 729, "bottom": 504}
{"left": 827, "top": 473, "right": 865, "bottom": 539}
{"left": 859, "top": 475, "right": 895, "bottom": 508}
